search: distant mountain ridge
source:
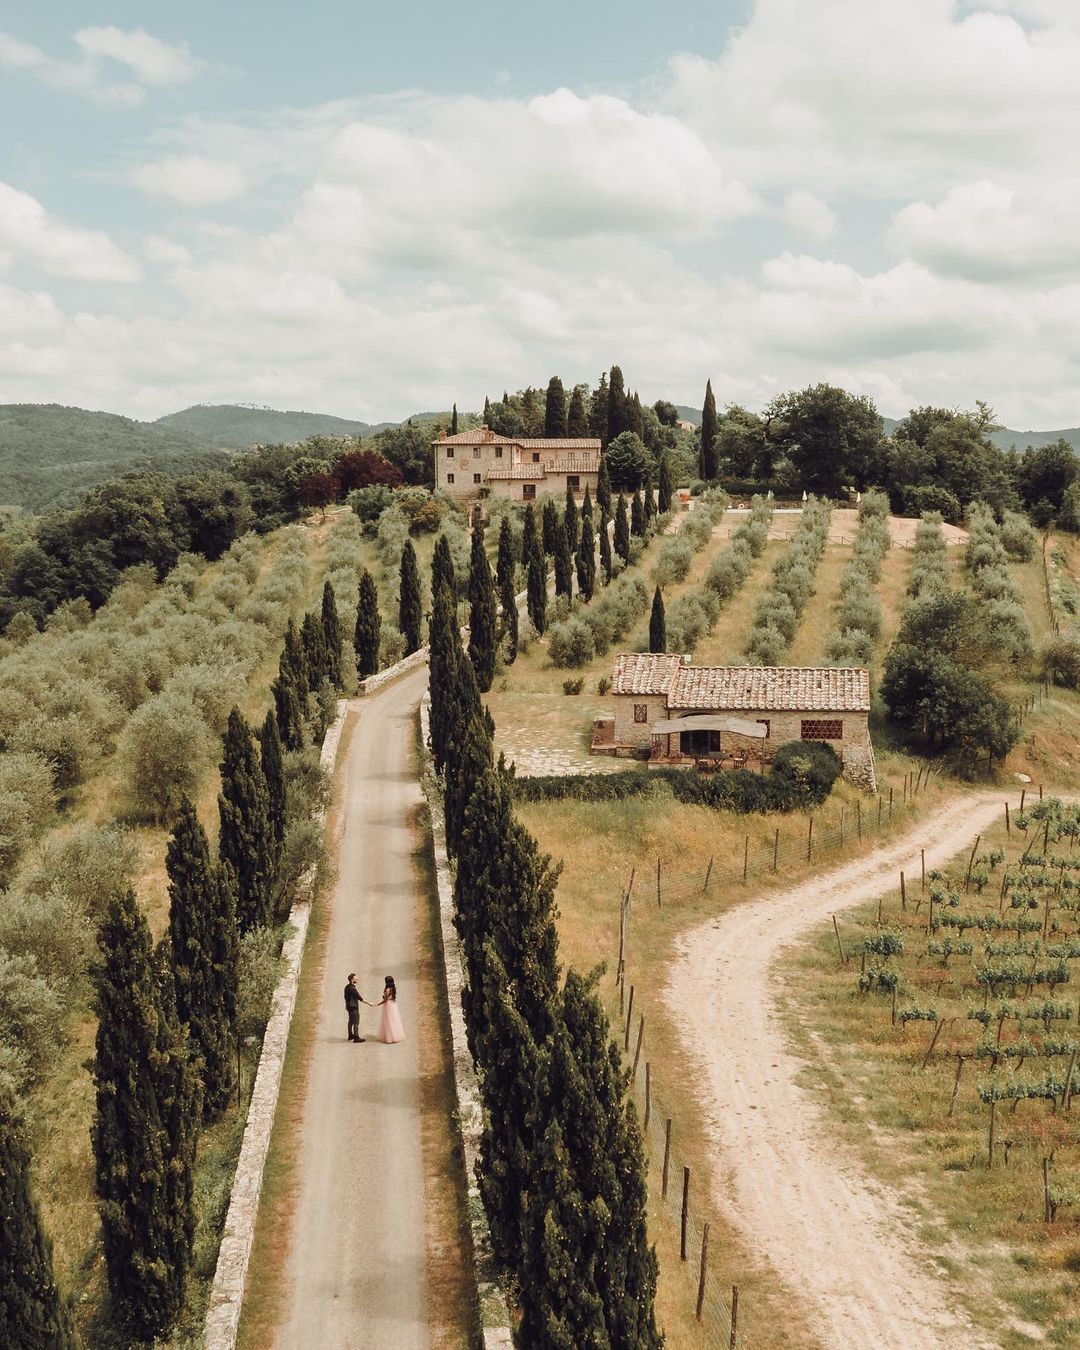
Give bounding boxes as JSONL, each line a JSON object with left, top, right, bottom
{"left": 155, "top": 403, "right": 390, "bottom": 449}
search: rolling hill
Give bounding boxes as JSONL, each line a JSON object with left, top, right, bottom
{"left": 155, "top": 404, "right": 382, "bottom": 449}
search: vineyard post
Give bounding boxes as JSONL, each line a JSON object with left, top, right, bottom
{"left": 730, "top": 1286, "right": 739, "bottom": 1350}
{"left": 965, "top": 835, "right": 981, "bottom": 891}
{"left": 903, "top": 773, "right": 908, "bottom": 804}
{"left": 839, "top": 805, "right": 845, "bottom": 848}
{"left": 877, "top": 892, "right": 883, "bottom": 926}
{"left": 999, "top": 871, "right": 1009, "bottom": 915}
{"left": 921, "top": 849, "right": 926, "bottom": 890}
{"left": 900, "top": 871, "right": 906, "bottom": 911}
{"left": 632, "top": 1014, "right": 645, "bottom": 1081}
{"left": 920, "top": 1017, "right": 946, "bottom": 1069}
{"left": 1063, "top": 1048, "right": 1077, "bottom": 1112}
{"left": 1005, "top": 802, "right": 1010, "bottom": 834}
{"left": 656, "top": 856, "right": 662, "bottom": 910}
{"left": 889, "top": 787, "right": 894, "bottom": 821}
{"left": 948, "top": 1056, "right": 965, "bottom": 1117}
{"left": 702, "top": 855, "right": 714, "bottom": 893}
{"left": 987, "top": 1097, "right": 997, "bottom": 1169}
{"left": 878, "top": 796, "right": 883, "bottom": 830}
{"left": 1040, "top": 783, "right": 1044, "bottom": 800}
{"left": 1043, "top": 1156, "right": 1052, "bottom": 1224}
{"left": 644, "top": 1062, "right": 651, "bottom": 1130}
{"left": 773, "top": 828, "right": 779, "bottom": 873}
{"left": 807, "top": 814, "right": 813, "bottom": 862}
{"left": 928, "top": 888, "right": 934, "bottom": 935}
{"left": 832, "top": 914, "right": 846, "bottom": 965}
{"left": 696, "top": 1222, "right": 710, "bottom": 1322}
{"left": 857, "top": 800, "right": 862, "bottom": 840}
{"left": 680, "top": 1167, "right": 690, "bottom": 1261}
{"left": 1043, "top": 819, "right": 1051, "bottom": 856}
{"left": 662, "top": 1119, "right": 672, "bottom": 1198}
{"left": 1020, "top": 788, "right": 1026, "bottom": 814}
{"left": 616, "top": 899, "right": 626, "bottom": 986}
{"left": 891, "top": 982, "right": 898, "bottom": 1027}
{"left": 743, "top": 835, "right": 749, "bottom": 883}
{"left": 624, "top": 986, "right": 635, "bottom": 1051}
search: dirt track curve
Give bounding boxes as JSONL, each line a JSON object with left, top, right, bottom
{"left": 278, "top": 665, "right": 430, "bottom": 1349}
{"left": 675, "top": 791, "right": 1017, "bottom": 1350}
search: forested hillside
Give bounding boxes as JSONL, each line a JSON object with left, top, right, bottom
{"left": 0, "top": 405, "right": 229, "bottom": 510}
{"left": 156, "top": 403, "right": 380, "bottom": 448}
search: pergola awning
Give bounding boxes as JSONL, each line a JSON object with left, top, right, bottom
{"left": 649, "top": 715, "right": 767, "bottom": 739}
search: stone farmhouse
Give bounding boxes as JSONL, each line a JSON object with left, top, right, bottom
{"left": 594, "top": 653, "right": 876, "bottom": 791}
{"left": 433, "top": 426, "right": 600, "bottom": 503}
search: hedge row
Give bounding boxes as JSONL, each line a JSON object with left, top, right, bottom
{"left": 906, "top": 513, "right": 950, "bottom": 600}
{"left": 824, "top": 490, "right": 891, "bottom": 666}
{"left": 744, "top": 497, "right": 832, "bottom": 665}
{"left": 965, "top": 503, "right": 1034, "bottom": 663}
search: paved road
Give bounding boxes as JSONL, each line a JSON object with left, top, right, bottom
{"left": 279, "top": 665, "right": 430, "bottom": 1350}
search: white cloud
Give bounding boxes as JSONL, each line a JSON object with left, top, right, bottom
{"left": 782, "top": 190, "right": 837, "bottom": 245}
{"left": 74, "top": 27, "right": 199, "bottom": 86}
{"left": 130, "top": 155, "right": 247, "bottom": 208}
{"left": 0, "top": 25, "right": 198, "bottom": 108}
{"left": 0, "top": 182, "right": 140, "bottom": 282}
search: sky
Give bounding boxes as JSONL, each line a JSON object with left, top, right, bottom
{"left": 2, "top": 0, "right": 1080, "bottom": 428}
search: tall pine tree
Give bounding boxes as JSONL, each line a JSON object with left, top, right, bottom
{"left": 167, "top": 798, "right": 238, "bottom": 1119}
{"left": 544, "top": 376, "right": 567, "bottom": 437}
{"left": 354, "top": 567, "right": 381, "bottom": 678}
{"left": 91, "top": 890, "right": 200, "bottom": 1344}
{"left": 589, "top": 371, "right": 609, "bottom": 445}
{"left": 272, "top": 671, "right": 305, "bottom": 752}
{"left": 320, "top": 580, "right": 343, "bottom": 688}
{"left": 553, "top": 519, "right": 573, "bottom": 600}
{"left": 649, "top": 587, "right": 667, "bottom": 653}
{"left": 564, "top": 481, "right": 579, "bottom": 551}
{"left": 567, "top": 384, "right": 589, "bottom": 437}
{"left": 576, "top": 513, "right": 596, "bottom": 601}
{"left": 218, "top": 708, "right": 273, "bottom": 933}
{"left": 599, "top": 508, "right": 613, "bottom": 584}
{"left": 495, "top": 514, "right": 515, "bottom": 597}
{"left": 596, "top": 454, "right": 612, "bottom": 514}
{"left": 281, "top": 616, "right": 309, "bottom": 702}
{"left": 467, "top": 520, "right": 498, "bottom": 693}
{"left": 658, "top": 452, "right": 674, "bottom": 513}
{"left": 0, "top": 1090, "right": 74, "bottom": 1348}
{"left": 700, "top": 377, "right": 719, "bottom": 480}
{"left": 630, "top": 488, "right": 645, "bottom": 538}
{"left": 399, "top": 539, "right": 423, "bottom": 655}
{"left": 614, "top": 493, "right": 631, "bottom": 563}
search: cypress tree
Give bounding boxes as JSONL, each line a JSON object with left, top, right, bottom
{"left": 541, "top": 498, "right": 559, "bottom": 557}
{"left": 354, "top": 567, "right": 381, "bottom": 678}
{"left": 281, "top": 616, "right": 309, "bottom": 702}
{"left": 521, "top": 502, "right": 539, "bottom": 576}
{"left": 495, "top": 515, "right": 515, "bottom": 597}
{"left": 701, "top": 377, "right": 719, "bottom": 480}
{"left": 599, "top": 508, "right": 613, "bottom": 584}
{"left": 260, "top": 710, "right": 286, "bottom": 890}
{"left": 631, "top": 488, "right": 645, "bottom": 538}
{"left": 564, "top": 481, "right": 579, "bottom": 551}
{"left": 301, "top": 610, "right": 326, "bottom": 691}
{"left": 576, "top": 512, "right": 596, "bottom": 601}
{"left": 467, "top": 520, "right": 498, "bottom": 693}
{"left": 544, "top": 376, "right": 568, "bottom": 437}
{"left": 167, "top": 798, "right": 237, "bottom": 1119}
{"left": 427, "top": 577, "right": 460, "bottom": 776}
{"left": 643, "top": 472, "right": 656, "bottom": 530}
{"left": 451, "top": 402, "right": 459, "bottom": 434}
{"left": 320, "top": 580, "right": 343, "bottom": 688}
{"left": 553, "top": 519, "right": 573, "bottom": 600}
{"left": 399, "top": 539, "right": 423, "bottom": 655}
{"left": 432, "top": 532, "right": 457, "bottom": 601}
{"left": 658, "top": 452, "right": 674, "bottom": 513}
{"left": 649, "top": 587, "right": 667, "bottom": 653}
{"left": 272, "top": 672, "right": 305, "bottom": 752}
{"left": 596, "top": 454, "right": 612, "bottom": 514}
{"left": 0, "top": 1091, "right": 74, "bottom": 1348}
{"left": 498, "top": 563, "right": 518, "bottom": 663}
{"left": 218, "top": 708, "right": 273, "bottom": 933}
{"left": 567, "top": 384, "right": 589, "bottom": 437}
{"left": 607, "top": 365, "right": 627, "bottom": 445}
{"left": 483, "top": 394, "right": 491, "bottom": 425}
{"left": 581, "top": 481, "right": 593, "bottom": 519}
{"left": 443, "top": 703, "right": 494, "bottom": 859}
{"left": 91, "top": 890, "right": 200, "bottom": 1344}
{"left": 523, "top": 505, "right": 547, "bottom": 634}
{"left": 614, "top": 493, "right": 631, "bottom": 563}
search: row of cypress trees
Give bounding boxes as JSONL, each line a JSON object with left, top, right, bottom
{"left": 83, "top": 580, "right": 347, "bottom": 1343}
{"left": 427, "top": 552, "right": 662, "bottom": 1346}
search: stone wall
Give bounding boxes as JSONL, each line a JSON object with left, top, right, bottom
{"left": 357, "top": 643, "right": 429, "bottom": 695}
{"left": 612, "top": 693, "right": 658, "bottom": 750}
{"left": 204, "top": 702, "right": 347, "bottom": 1350}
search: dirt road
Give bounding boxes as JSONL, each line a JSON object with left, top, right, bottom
{"left": 279, "top": 666, "right": 430, "bottom": 1349}
{"left": 675, "top": 792, "right": 1014, "bottom": 1350}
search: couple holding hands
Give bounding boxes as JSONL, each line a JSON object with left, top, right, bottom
{"left": 344, "top": 972, "right": 405, "bottom": 1044}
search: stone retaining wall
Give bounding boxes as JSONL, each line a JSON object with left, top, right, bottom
{"left": 204, "top": 702, "right": 347, "bottom": 1350}
{"left": 419, "top": 694, "right": 514, "bottom": 1347}
{"left": 357, "top": 643, "right": 429, "bottom": 694}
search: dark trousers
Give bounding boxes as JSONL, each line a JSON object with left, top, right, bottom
{"left": 347, "top": 1006, "right": 360, "bottom": 1040}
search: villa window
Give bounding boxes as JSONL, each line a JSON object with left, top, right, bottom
{"left": 473, "top": 473, "right": 481, "bottom": 484}
{"left": 634, "top": 704, "right": 649, "bottom": 723}
{"left": 474, "top": 447, "right": 481, "bottom": 457}
{"left": 522, "top": 484, "right": 536, "bottom": 500}
{"left": 567, "top": 475, "right": 580, "bottom": 490}
{"left": 532, "top": 452, "right": 541, "bottom": 462}
{"left": 495, "top": 446, "right": 503, "bottom": 458}
{"left": 801, "top": 719, "right": 843, "bottom": 741}
{"left": 447, "top": 473, "right": 455, "bottom": 484}
{"left": 446, "top": 447, "right": 455, "bottom": 457}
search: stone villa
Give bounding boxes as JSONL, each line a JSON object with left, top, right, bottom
{"left": 595, "top": 653, "right": 876, "bottom": 791}
{"left": 433, "top": 426, "right": 600, "bottom": 503}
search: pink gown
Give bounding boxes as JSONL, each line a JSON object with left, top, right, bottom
{"left": 379, "top": 994, "right": 405, "bottom": 1044}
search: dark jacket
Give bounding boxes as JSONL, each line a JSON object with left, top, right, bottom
{"left": 344, "top": 982, "right": 362, "bottom": 1009}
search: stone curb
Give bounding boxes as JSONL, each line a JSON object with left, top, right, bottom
{"left": 419, "top": 693, "right": 515, "bottom": 1347}
{"left": 204, "top": 701, "right": 348, "bottom": 1350}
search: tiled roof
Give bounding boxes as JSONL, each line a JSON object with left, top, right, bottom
{"left": 436, "top": 427, "right": 516, "bottom": 445}
{"left": 542, "top": 452, "right": 601, "bottom": 472}
{"left": 668, "top": 666, "right": 871, "bottom": 712}
{"left": 434, "top": 426, "right": 600, "bottom": 450}
{"left": 485, "top": 466, "right": 545, "bottom": 480}
{"left": 611, "top": 653, "right": 683, "bottom": 696}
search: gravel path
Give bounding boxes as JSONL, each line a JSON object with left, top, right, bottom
{"left": 674, "top": 791, "right": 1015, "bottom": 1350}
{"left": 278, "top": 666, "right": 430, "bottom": 1350}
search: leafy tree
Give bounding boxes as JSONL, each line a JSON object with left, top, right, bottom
{"left": 0, "top": 1088, "right": 74, "bottom": 1348}
{"left": 1016, "top": 439, "right": 1078, "bottom": 514}
{"left": 599, "top": 509, "right": 614, "bottom": 584}
{"left": 654, "top": 399, "right": 678, "bottom": 427}
{"left": 700, "top": 378, "right": 719, "bottom": 480}
{"left": 354, "top": 567, "right": 381, "bottom": 678}
{"left": 218, "top": 708, "right": 273, "bottom": 933}
{"left": 649, "top": 587, "right": 666, "bottom": 653}
{"left": 167, "top": 798, "right": 238, "bottom": 1119}
{"left": 576, "top": 514, "right": 596, "bottom": 601}
{"left": 467, "top": 521, "right": 498, "bottom": 693}
{"left": 399, "top": 539, "right": 423, "bottom": 655}
{"left": 118, "top": 692, "right": 213, "bottom": 823}
{"left": 596, "top": 454, "right": 612, "bottom": 514}
{"left": 544, "top": 377, "right": 568, "bottom": 437}
{"left": 606, "top": 431, "right": 649, "bottom": 491}
{"left": 564, "top": 481, "right": 580, "bottom": 552}
{"left": 333, "top": 448, "right": 402, "bottom": 492}
{"left": 259, "top": 711, "right": 286, "bottom": 888}
{"left": 715, "top": 405, "right": 774, "bottom": 479}
{"left": 172, "top": 472, "right": 254, "bottom": 561}
{"left": 553, "top": 520, "right": 574, "bottom": 600}
{"left": 607, "top": 365, "right": 628, "bottom": 446}
{"left": 542, "top": 498, "right": 560, "bottom": 557}
{"left": 373, "top": 422, "right": 434, "bottom": 486}
{"left": 91, "top": 891, "right": 200, "bottom": 1344}
{"left": 881, "top": 646, "right": 1018, "bottom": 761}
{"left": 567, "top": 384, "right": 589, "bottom": 437}
{"left": 631, "top": 489, "right": 645, "bottom": 538}
{"left": 614, "top": 494, "right": 631, "bottom": 564}
{"left": 774, "top": 384, "right": 884, "bottom": 495}
{"left": 320, "top": 580, "right": 343, "bottom": 689}
{"left": 296, "top": 471, "right": 339, "bottom": 518}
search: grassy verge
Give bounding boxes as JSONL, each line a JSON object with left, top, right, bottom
{"left": 777, "top": 802, "right": 1080, "bottom": 1349}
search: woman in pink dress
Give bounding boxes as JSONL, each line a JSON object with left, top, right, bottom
{"left": 377, "top": 976, "right": 405, "bottom": 1044}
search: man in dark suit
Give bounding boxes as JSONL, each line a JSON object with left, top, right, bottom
{"left": 344, "top": 973, "right": 368, "bottom": 1042}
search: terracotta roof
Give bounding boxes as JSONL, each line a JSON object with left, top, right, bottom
{"left": 611, "top": 653, "right": 682, "bottom": 696}
{"left": 542, "top": 452, "right": 601, "bottom": 473}
{"left": 668, "top": 666, "right": 870, "bottom": 712}
{"left": 434, "top": 426, "right": 600, "bottom": 450}
{"left": 436, "top": 426, "right": 516, "bottom": 445}
{"left": 485, "top": 466, "right": 545, "bottom": 481}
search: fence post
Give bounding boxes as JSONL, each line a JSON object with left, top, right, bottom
{"left": 1062, "top": 1048, "right": 1076, "bottom": 1112}
{"left": 616, "top": 899, "right": 626, "bottom": 987}
{"left": 680, "top": 1167, "right": 690, "bottom": 1261}
{"left": 696, "top": 1222, "right": 710, "bottom": 1322}
{"left": 920, "top": 1017, "right": 946, "bottom": 1069}
{"left": 730, "top": 1285, "right": 739, "bottom": 1350}
{"left": 921, "top": 849, "right": 926, "bottom": 891}
{"left": 656, "top": 856, "right": 662, "bottom": 910}
{"left": 624, "top": 986, "right": 634, "bottom": 1052}
{"left": 773, "top": 828, "right": 779, "bottom": 873}
{"left": 644, "top": 1062, "right": 651, "bottom": 1130}
{"left": 900, "top": 871, "right": 906, "bottom": 911}
{"left": 632, "top": 1014, "right": 645, "bottom": 1081}
{"left": 839, "top": 805, "right": 845, "bottom": 848}
{"left": 832, "top": 914, "right": 846, "bottom": 965}
{"left": 1005, "top": 802, "right": 1011, "bottom": 835}
{"left": 742, "top": 835, "right": 749, "bottom": 883}
{"left": 889, "top": 786, "right": 894, "bottom": 820}
{"left": 702, "top": 855, "right": 714, "bottom": 893}
{"left": 987, "top": 1097, "right": 997, "bottom": 1170}
{"left": 965, "top": 835, "right": 981, "bottom": 891}
{"left": 807, "top": 814, "right": 813, "bottom": 862}
{"left": 1020, "top": 788, "right": 1026, "bottom": 814}
{"left": 878, "top": 796, "right": 883, "bottom": 830}
{"left": 662, "top": 1119, "right": 672, "bottom": 1199}
{"left": 857, "top": 799, "right": 862, "bottom": 840}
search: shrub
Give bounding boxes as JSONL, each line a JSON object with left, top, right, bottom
{"left": 0, "top": 888, "right": 93, "bottom": 990}
{"left": 0, "top": 951, "right": 61, "bottom": 1087}
{"left": 597, "top": 676, "right": 611, "bottom": 695}
{"left": 1042, "top": 636, "right": 1080, "bottom": 688}
{"left": 236, "top": 927, "right": 283, "bottom": 1039}
{"left": 548, "top": 617, "right": 596, "bottom": 669}
{"left": 771, "top": 740, "right": 842, "bottom": 798}
{"left": 745, "top": 624, "right": 787, "bottom": 666}
{"left": 899, "top": 485, "right": 963, "bottom": 524}
{"left": 117, "top": 692, "right": 214, "bottom": 822}
{"left": 562, "top": 678, "right": 585, "bottom": 695}
{"left": 653, "top": 537, "right": 694, "bottom": 587}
